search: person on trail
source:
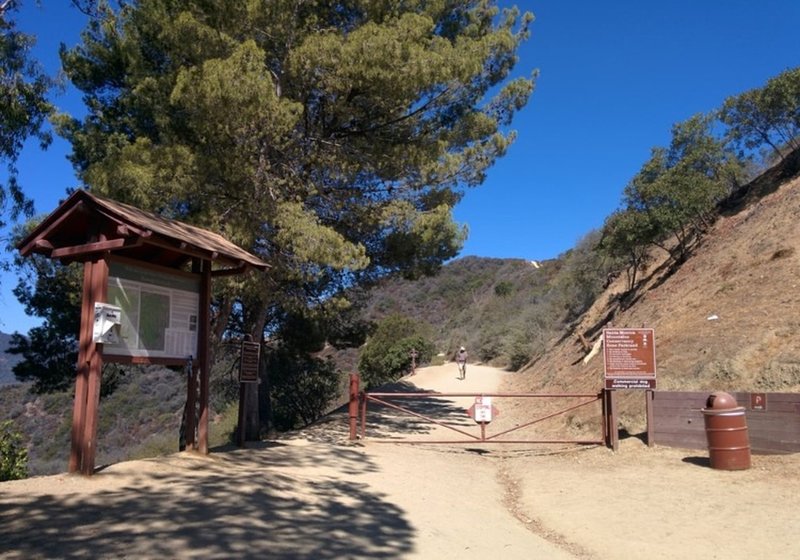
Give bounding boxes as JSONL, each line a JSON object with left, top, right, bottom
{"left": 455, "top": 346, "right": 468, "bottom": 380}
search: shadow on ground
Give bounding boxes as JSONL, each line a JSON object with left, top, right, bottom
{"left": 357, "top": 379, "right": 480, "bottom": 441}
{"left": 0, "top": 443, "right": 414, "bottom": 559}
{"left": 682, "top": 455, "right": 711, "bottom": 468}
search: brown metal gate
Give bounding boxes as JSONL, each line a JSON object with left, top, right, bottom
{"left": 348, "top": 376, "right": 609, "bottom": 446}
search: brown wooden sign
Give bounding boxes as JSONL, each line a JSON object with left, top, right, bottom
{"left": 603, "top": 328, "right": 657, "bottom": 389}
{"left": 239, "top": 341, "right": 261, "bottom": 383}
{"left": 750, "top": 392, "right": 767, "bottom": 411}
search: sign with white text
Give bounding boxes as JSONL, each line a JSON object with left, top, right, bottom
{"left": 603, "top": 328, "right": 657, "bottom": 389}
{"left": 239, "top": 341, "right": 261, "bottom": 383}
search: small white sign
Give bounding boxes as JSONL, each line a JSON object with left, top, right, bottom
{"left": 93, "top": 302, "right": 122, "bottom": 344}
{"left": 474, "top": 396, "right": 493, "bottom": 423}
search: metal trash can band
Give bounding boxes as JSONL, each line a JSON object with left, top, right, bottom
{"left": 701, "top": 391, "right": 751, "bottom": 470}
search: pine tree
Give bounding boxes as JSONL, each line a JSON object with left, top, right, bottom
{"left": 55, "top": 1, "right": 534, "bottom": 338}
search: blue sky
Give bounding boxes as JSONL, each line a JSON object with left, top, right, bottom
{"left": 1, "top": 0, "right": 799, "bottom": 333}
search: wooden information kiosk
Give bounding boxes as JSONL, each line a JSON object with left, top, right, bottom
{"left": 17, "top": 190, "right": 267, "bottom": 475}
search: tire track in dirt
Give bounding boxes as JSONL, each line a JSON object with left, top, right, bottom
{"left": 496, "top": 459, "right": 595, "bottom": 559}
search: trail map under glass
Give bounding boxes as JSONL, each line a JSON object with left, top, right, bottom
{"left": 104, "top": 261, "right": 200, "bottom": 360}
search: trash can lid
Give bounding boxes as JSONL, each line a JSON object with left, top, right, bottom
{"left": 705, "top": 391, "right": 738, "bottom": 409}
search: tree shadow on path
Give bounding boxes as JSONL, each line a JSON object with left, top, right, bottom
{"left": 1, "top": 444, "right": 414, "bottom": 559}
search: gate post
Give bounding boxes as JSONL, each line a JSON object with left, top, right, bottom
{"left": 646, "top": 389, "right": 655, "bottom": 447}
{"left": 603, "top": 389, "right": 619, "bottom": 451}
{"left": 348, "top": 373, "right": 359, "bottom": 440}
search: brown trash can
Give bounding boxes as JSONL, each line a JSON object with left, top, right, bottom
{"left": 701, "top": 391, "right": 751, "bottom": 470}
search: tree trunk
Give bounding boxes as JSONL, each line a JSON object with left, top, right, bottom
{"left": 251, "top": 305, "right": 273, "bottom": 437}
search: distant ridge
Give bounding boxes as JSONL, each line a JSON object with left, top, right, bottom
{"left": 0, "top": 331, "right": 22, "bottom": 385}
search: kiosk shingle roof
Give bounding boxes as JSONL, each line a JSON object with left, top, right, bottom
{"left": 18, "top": 190, "right": 268, "bottom": 273}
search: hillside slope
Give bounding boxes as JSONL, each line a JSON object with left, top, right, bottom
{"left": 509, "top": 167, "right": 800, "bottom": 433}
{"left": 362, "top": 256, "right": 559, "bottom": 357}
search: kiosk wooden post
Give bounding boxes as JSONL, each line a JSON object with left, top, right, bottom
{"left": 197, "top": 260, "right": 212, "bottom": 454}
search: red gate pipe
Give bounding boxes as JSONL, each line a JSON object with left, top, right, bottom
{"left": 368, "top": 395, "right": 480, "bottom": 440}
{"left": 360, "top": 391, "right": 606, "bottom": 445}
{"left": 486, "top": 397, "right": 600, "bottom": 441}
{"left": 366, "top": 392, "right": 600, "bottom": 398}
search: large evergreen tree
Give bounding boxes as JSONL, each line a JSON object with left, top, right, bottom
{"left": 55, "top": 0, "right": 534, "bottom": 339}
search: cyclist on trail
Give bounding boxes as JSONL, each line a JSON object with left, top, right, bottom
{"left": 455, "top": 346, "right": 468, "bottom": 380}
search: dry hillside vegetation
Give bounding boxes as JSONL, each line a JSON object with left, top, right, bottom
{"left": 508, "top": 171, "right": 800, "bottom": 435}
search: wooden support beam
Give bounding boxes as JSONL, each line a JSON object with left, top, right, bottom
{"left": 197, "top": 259, "right": 212, "bottom": 454}
{"left": 50, "top": 238, "right": 130, "bottom": 259}
{"left": 81, "top": 258, "right": 108, "bottom": 475}
{"left": 603, "top": 389, "right": 619, "bottom": 451}
{"left": 70, "top": 256, "right": 109, "bottom": 476}
{"left": 69, "top": 260, "right": 95, "bottom": 473}
{"left": 185, "top": 359, "right": 196, "bottom": 450}
{"left": 237, "top": 382, "right": 246, "bottom": 448}
{"left": 68, "top": 371, "right": 88, "bottom": 473}
{"left": 81, "top": 335, "right": 103, "bottom": 475}
{"left": 34, "top": 239, "right": 54, "bottom": 252}
{"left": 18, "top": 200, "right": 88, "bottom": 257}
{"left": 116, "top": 223, "right": 151, "bottom": 238}
{"left": 210, "top": 263, "right": 248, "bottom": 278}
{"left": 143, "top": 237, "right": 222, "bottom": 266}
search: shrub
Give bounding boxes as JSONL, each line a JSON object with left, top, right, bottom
{"left": 268, "top": 351, "right": 343, "bottom": 430}
{"left": 358, "top": 314, "right": 435, "bottom": 387}
{"left": 0, "top": 420, "right": 28, "bottom": 481}
{"left": 506, "top": 336, "right": 533, "bottom": 371}
{"left": 494, "top": 281, "right": 513, "bottom": 297}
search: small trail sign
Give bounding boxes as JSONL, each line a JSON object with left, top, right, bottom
{"left": 467, "top": 396, "right": 499, "bottom": 423}
{"left": 239, "top": 341, "right": 261, "bottom": 383}
{"left": 603, "top": 328, "right": 657, "bottom": 389}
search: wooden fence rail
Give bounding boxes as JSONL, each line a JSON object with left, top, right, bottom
{"left": 650, "top": 391, "right": 800, "bottom": 454}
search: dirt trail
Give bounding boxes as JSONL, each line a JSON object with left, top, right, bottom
{"left": 361, "top": 363, "right": 800, "bottom": 560}
{"left": 2, "top": 363, "right": 799, "bottom": 559}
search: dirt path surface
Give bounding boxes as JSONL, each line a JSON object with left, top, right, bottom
{"left": 2, "top": 363, "right": 799, "bottom": 559}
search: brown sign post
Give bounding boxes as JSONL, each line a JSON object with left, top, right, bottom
{"left": 603, "top": 328, "right": 657, "bottom": 389}
{"left": 237, "top": 338, "right": 261, "bottom": 447}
